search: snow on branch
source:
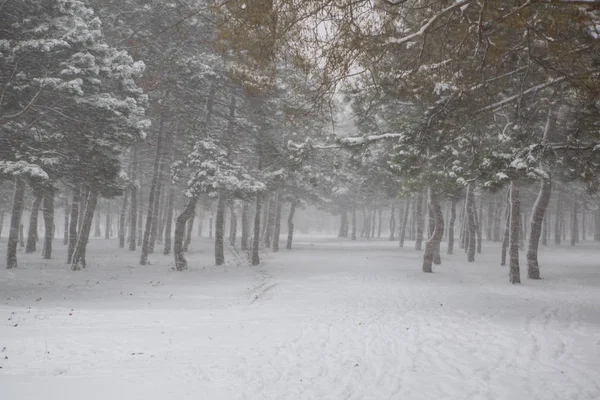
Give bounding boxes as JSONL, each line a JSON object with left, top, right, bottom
{"left": 385, "top": 0, "right": 471, "bottom": 46}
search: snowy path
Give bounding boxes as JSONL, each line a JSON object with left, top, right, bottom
{"left": 1, "top": 237, "right": 600, "bottom": 399}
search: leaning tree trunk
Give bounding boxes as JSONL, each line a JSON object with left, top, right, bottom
{"left": 272, "top": 191, "right": 282, "bottom": 252}
{"left": 118, "top": 189, "right": 129, "bottom": 248}
{"left": 25, "top": 193, "right": 43, "bottom": 253}
{"left": 162, "top": 187, "right": 175, "bottom": 255}
{"left": 447, "top": 198, "right": 457, "bottom": 254}
{"left": 509, "top": 181, "right": 521, "bottom": 284}
{"left": 399, "top": 198, "right": 410, "bottom": 247}
{"left": 173, "top": 197, "right": 198, "bottom": 271}
{"left": 215, "top": 195, "right": 226, "bottom": 266}
{"left": 251, "top": 193, "right": 263, "bottom": 265}
{"left": 526, "top": 178, "right": 552, "bottom": 279}
{"left": 71, "top": 190, "right": 99, "bottom": 270}
{"left": 423, "top": 191, "right": 444, "bottom": 273}
{"left": 67, "top": 187, "right": 81, "bottom": 264}
{"left": 466, "top": 183, "right": 477, "bottom": 262}
{"left": 286, "top": 201, "right": 296, "bottom": 250}
{"left": 415, "top": 191, "right": 424, "bottom": 250}
{"left": 241, "top": 202, "right": 250, "bottom": 251}
{"left": 41, "top": 189, "right": 54, "bottom": 259}
{"left": 6, "top": 178, "right": 26, "bottom": 269}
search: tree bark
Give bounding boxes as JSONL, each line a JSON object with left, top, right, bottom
{"left": 94, "top": 212, "right": 101, "bottom": 237}
{"left": 571, "top": 201, "right": 579, "bottom": 246}
{"left": 415, "top": 192, "right": 424, "bottom": 250}
{"left": 163, "top": 187, "right": 175, "bottom": 255}
{"left": 63, "top": 202, "right": 69, "bottom": 245}
{"left": 215, "top": 195, "right": 226, "bottom": 266}
{"left": 272, "top": 191, "right": 282, "bottom": 252}
{"left": 264, "top": 193, "right": 277, "bottom": 248}
{"left": 183, "top": 212, "right": 195, "bottom": 252}
{"left": 251, "top": 193, "right": 263, "bottom": 265}
{"left": 399, "top": 198, "right": 410, "bottom": 247}
{"left": 447, "top": 198, "right": 456, "bottom": 254}
{"left": 174, "top": 197, "right": 198, "bottom": 271}
{"left": 486, "top": 195, "right": 494, "bottom": 241}
{"left": 594, "top": 209, "right": 600, "bottom": 241}
{"left": 526, "top": 178, "right": 551, "bottom": 279}
{"left": 351, "top": 206, "right": 357, "bottom": 240}
{"left": 41, "top": 189, "right": 54, "bottom": 259}
{"left": 241, "top": 202, "right": 250, "bottom": 251}
{"left": 25, "top": 192, "right": 43, "bottom": 253}
{"left": 422, "top": 190, "right": 444, "bottom": 273}
{"left": 105, "top": 213, "right": 110, "bottom": 239}
{"left": 229, "top": 202, "right": 237, "bottom": 247}
{"left": 389, "top": 205, "right": 396, "bottom": 241}
{"left": 377, "top": 208, "right": 382, "bottom": 238}
{"left": 501, "top": 191, "right": 510, "bottom": 266}
{"left": 67, "top": 187, "right": 81, "bottom": 264}
{"left": 286, "top": 201, "right": 296, "bottom": 250}
{"left": 509, "top": 181, "right": 521, "bottom": 284}
{"left": 466, "top": 183, "right": 477, "bottom": 262}
{"left": 338, "top": 210, "right": 348, "bottom": 238}
{"left": 119, "top": 189, "right": 129, "bottom": 248}
{"left": 6, "top": 178, "right": 26, "bottom": 269}
{"left": 476, "top": 197, "right": 483, "bottom": 253}
{"left": 71, "top": 190, "right": 99, "bottom": 270}
{"left": 554, "top": 194, "right": 562, "bottom": 245}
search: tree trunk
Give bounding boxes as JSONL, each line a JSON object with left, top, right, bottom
{"left": 594, "top": 209, "right": 600, "bottom": 241}
{"left": 67, "top": 187, "right": 81, "bottom": 264}
{"left": 63, "top": 202, "right": 69, "bottom": 245}
{"left": 229, "top": 202, "right": 237, "bottom": 247}
{"left": 399, "top": 198, "right": 410, "bottom": 247}
{"left": 25, "top": 193, "right": 43, "bottom": 253}
{"left": 286, "top": 201, "right": 296, "bottom": 250}
{"left": 447, "top": 198, "right": 457, "bottom": 254}
{"left": 105, "top": 213, "right": 110, "bottom": 239}
{"left": 6, "top": 178, "right": 26, "bottom": 269}
{"left": 377, "top": 208, "right": 382, "bottom": 238}
{"left": 571, "top": 201, "right": 579, "bottom": 246}
{"left": 415, "top": 191, "right": 424, "bottom": 250}
{"left": 241, "top": 202, "right": 250, "bottom": 251}
{"left": 71, "top": 190, "right": 99, "bottom": 270}
{"left": 542, "top": 214, "right": 548, "bottom": 246}
{"left": 338, "top": 210, "right": 348, "bottom": 238}
{"left": 486, "top": 195, "right": 493, "bottom": 240}
{"left": 140, "top": 120, "right": 164, "bottom": 265}
{"left": 148, "top": 182, "right": 162, "bottom": 253}
{"left": 466, "top": 183, "right": 477, "bottom": 262}
{"left": 183, "top": 212, "right": 195, "bottom": 252}
{"left": 526, "top": 178, "right": 551, "bottom": 279}
{"left": 215, "top": 195, "right": 226, "bottom": 266}
{"left": 119, "top": 189, "right": 129, "bottom": 248}
{"left": 351, "top": 206, "right": 357, "bottom": 240}
{"left": 389, "top": 205, "right": 396, "bottom": 241}
{"left": 554, "top": 194, "right": 562, "bottom": 245}
{"left": 493, "top": 199, "right": 502, "bottom": 242}
{"left": 509, "top": 181, "right": 521, "bottom": 284}
{"left": 174, "top": 197, "right": 198, "bottom": 271}
{"left": 476, "top": 197, "right": 483, "bottom": 253}
{"left": 423, "top": 190, "right": 444, "bottom": 273}
{"left": 251, "top": 193, "right": 263, "bottom": 265}
{"left": 163, "top": 187, "right": 175, "bottom": 255}
{"left": 41, "top": 189, "right": 54, "bottom": 259}
{"left": 272, "top": 191, "right": 282, "bottom": 252}
{"left": 94, "top": 212, "right": 101, "bottom": 237}
{"left": 264, "top": 193, "right": 277, "bottom": 248}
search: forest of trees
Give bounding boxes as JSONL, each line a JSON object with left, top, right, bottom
{"left": 2, "top": 0, "right": 600, "bottom": 284}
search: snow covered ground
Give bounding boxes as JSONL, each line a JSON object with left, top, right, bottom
{"left": 1, "top": 236, "right": 600, "bottom": 400}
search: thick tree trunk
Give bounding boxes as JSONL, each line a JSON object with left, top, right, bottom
{"left": 63, "top": 202, "right": 69, "bottom": 245}
{"left": 338, "top": 210, "right": 348, "bottom": 238}
{"left": 215, "top": 195, "right": 226, "bottom": 265}
{"left": 447, "top": 198, "right": 457, "bottom": 254}
{"left": 183, "top": 213, "right": 195, "bottom": 252}
{"left": 466, "top": 183, "right": 477, "bottom": 262}
{"left": 272, "top": 192, "right": 282, "bottom": 252}
{"left": 251, "top": 193, "right": 263, "bottom": 265}
{"left": 41, "top": 189, "right": 54, "bottom": 259}
{"left": 228, "top": 203, "right": 236, "bottom": 247}
{"left": 526, "top": 178, "right": 551, "bottom": 279}
{"left": 25, "top": 193, "right": 43, "bottom": 253}
{"left": 509, "top": 181, "right": 521, "bottom": 284}
{"left": 119, "top": 190, "right": 129, "bottom": 248}
{"left": 286, "top": 201, "right": 296, "bottom": 250}
{"left": 415, "top": 191, "right": 424, "bottom": 250}
{"left": 163, "top": 187, "right": 175, "bottom": 255}
{"left": 241, "top": 202, "right": 250, "bottom": 251}
{"left": 7, "top": 178, "right": 26, "bottom": 269}
{"left": 174, "top": 197, "right": 198, "bottom": 271}
{"left": 423, "top": 191, "right": 444, "bottom": 273}
{"left": 542, "top": 214, "right": 548, "bottom": 246}
{"left": 71, "top": 190, "right": 99, "bottom": 270}
{"left": 399, "top": 198, "right": 410, "bottom": 247}
{"left": 351, "top": 206, "right": 357, "bottom": 240}
{"left": 571, "top": 201, "right": 579, "bottom": 246}
{"left": 67, "top": 187, "right": 81, "bottom": 264}
{"left": 140, "top": 121, "right": 164, "bottom": 265}
{"left": 389, "top": 205, "right": 396, "bottom": 241}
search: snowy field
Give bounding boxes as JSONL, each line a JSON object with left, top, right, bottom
{"left": 1, "top": 237, "right": 600, "bottom": 400}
